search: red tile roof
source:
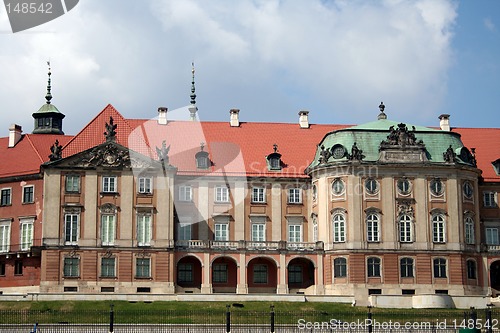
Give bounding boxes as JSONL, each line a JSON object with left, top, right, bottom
{"left": 0, "top": 133, "right": 72, "bottom": 178}
{"left": 3, "top": 104, "right": 499, "bottom": 182}
{"left": 452, "top": 127, "right": 500, "bottom": 182}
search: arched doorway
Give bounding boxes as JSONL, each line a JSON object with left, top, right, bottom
{"left": 212, "top": 256, "right": 237, "bottom": 293}
{"left": 287, "top": 257, "right": 315, "bottom": 293}
{"left": 176, "top": 255, "right": 202, "bottom": 292}
{"left": 247, "top": 257, "right": 277, "bottom": 294}
{"left": 490, "top": 260, "right": 500, "bottom": 294}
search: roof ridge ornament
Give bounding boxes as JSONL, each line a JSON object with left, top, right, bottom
{"left": 48, "top": 139, "right": 62, "bottom": 161}
{"left": 104, "top": 116, "right": 117, "bottom": 142}
{"left": 189, "top": 62, "right": 198, "bottom": 121}
{"left": 45, "top": 61, "right": 53, "bottom": 104}
{"left": 377, "top": 102, "right": 387, "bottom": 120}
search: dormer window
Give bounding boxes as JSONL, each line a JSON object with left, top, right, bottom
{"left": 195, "top": 142, "right": 210, "bottom": 169}
{"left": 266, "top": 144, "right": 282, "bottom": 171}
{"left": 493, "top": 159, "right": 500, "bottom": 176}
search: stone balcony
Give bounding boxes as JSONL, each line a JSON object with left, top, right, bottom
{"left": 175, "top": 240, "right": 324, "bottom": 252}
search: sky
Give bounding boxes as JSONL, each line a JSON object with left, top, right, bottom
{"left": 0, "top": 0, "right": 499, "bottom": 135}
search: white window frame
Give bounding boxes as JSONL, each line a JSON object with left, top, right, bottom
{"left": 312, "top": 216, "right": 318, "bottom": 243}
{"left": 138, "top": 177, "right": 153, "bottom": 194}
{"left": 179, "top": 185, "right": 192, "bottom": 202}
{"left": 288, "top": 188, "right": 302, "bottom": 204}
{"left": 0, "top": 188, "right": 11, "bottom": 206}
{"left": 0, "top": 221, "right": 11, "bottom": 253}
{"left": 251, "top": 223, "right": 266, "bottom": 242}
{"left": 399, "top": 214, "right": 413, "bottom": 243}
{"left": 101, "top": 214, "right": 116, "bottom": 246}
{"left": 332, "top": 213, "right": 346, "bottom": 243}
{"left": 20, "top": 218, "right": 34, "bottom": 251}
{"left": 65, "top": 174, "right": 80, "bottom": 193}
{"left": 288, "top": 224, "right": 302, "bottom": 243}
{"left": 137, "top": 213, "right": 152, "bottom": 246}
{"left": 252, "top": 187, "right": 266, "bottom": 203}
{"left": 486, "top": 227, "right": 499, "bottom": 245}
{"left": 22, "top": 185, "right": 34, "bottom": 204}
{"left": 136, "top": 257, "right": 151, "bottom": 278}
{"left": 215, "top": 222, "right": 229, "bottom": 241}
{"left": 177, "top": 220, "right": 192, "bottom": 241}
{"left": 215, "top": 186, "right": 229, "bottom": 203}
{"left": 465, "top": 216, "right": 475, "bottom": 245}
{"left": 366, "top": 213, "right": 380, "bottom": 242}
{"left": 64, "top": 213, "right": 79, "bottom": 245}
{"left": 484, "top": 192, "right": 498, "bottom": 208}
{"left": 102, "top": 176, "right": 117, "bottom": 193}
{"left": 432, "top": 214, "right": 446, "bottom": 243}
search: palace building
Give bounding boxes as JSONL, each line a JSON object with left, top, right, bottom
{"left": 0, "top": 69, "right": 499, "bottom": 306}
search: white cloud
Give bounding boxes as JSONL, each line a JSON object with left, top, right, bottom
{"left": 0, "top": 0, "right": 458, "bottom": 136}
{"left": 484, "top": 18, "right": 496, "bottom": 32}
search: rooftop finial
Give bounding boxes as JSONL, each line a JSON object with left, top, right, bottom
{"left": 45, "top": 61, "right": 52, "bottom": 104}
{"left": 190, "top": 62, "right": 196, "bottom": 105}
{"left": 377, "top": 101, "right": 387, "bottom": 120}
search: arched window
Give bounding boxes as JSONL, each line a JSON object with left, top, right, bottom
{"left": 367, "top": 257, "right": 381, "bottom": 277}
{"left": 400, "top": 257, "right": 414, "bottom": 278}
{"left": 366, "top": 213, "right": 380, "bottom": 242}
{"left": 432, "top": 214, "right": 446, "bottom": 243}
{"left": 399, "top": 214, "right": 412, "bottom": 243}
{"left": 312, "top": 216, "right": 318, "bottom": 243}
{"left": 465, "top": 216, "right": 475, "bottom": 244}
{"left": 466, "top": 259, "right": 477, "bottom": 279}
{"left": 332, "top": 213, "right": 345, "bottom": 243}
{"left": 334, "top": 257, "right": 347, "bottom": 278}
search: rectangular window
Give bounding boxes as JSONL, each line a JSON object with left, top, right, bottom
{"left": 64, "top": 213, "right": 79, "bottom": 245}
{"left": 288, "top": 224, "right": 302, "bottom": 243}
{"left": 0, "top": 223, "right": 10, "bottom": 253}
{"left": 137, "top": 214, "right": 152, "bottom": 246}
{"left": 102, "top": 176, "right": 117, "bottom": 193}
{"left": 101, "top": 215, "right": 116, "bottom": 246}
{"left": 214, "top": 223, "right": 228, "bottom": 241}
{"left": 484, "top": 192, "right": 497, "bottom": 208}
{"left": 0, "top": 262, "right": 5, "bottom": 276}
{"left": 65, "top": 175, "right": 80, "bottom": 193}
{"left": 20, "top": 220, "right": 34, "bottom": 251}
{"left": 251, "top": 222, "right": 265, "bottom": 242}
{"left": 101, "top": 258, "right": 116, "bottom": 277}
{"left": 177, "top": 223, "right": 192, "bottom": 241}
{"left": 22, "top": 186, "right": 34, "bottom": 204}
{"left": 253, "top": 264, "right": 268, "bottom": 284}
{"left": 63, "top": 257, "right": 79, "bottom": 277}
{"left": 0, "top": 188, "right": 11, "bottom": 206}
{"left": 215, "top": 186, "right": 229, "bottom": 203}
{"left": 288, "top": 188, "right": 302, "bottom": 204}
{"left": 179, "top": 186, "right": 192, "bottom": 201}
{"left": 288, "top": 265, "right": 302, "bottom": 283}
{"left": 486, "top": 228, "right": 499, "bottom": 245}
{"left": 252, "top": 187, "right": 265, "bottom": 203}
{"left": 178, "top": 263, "right": 193, "bottom": 282}
{"left": 213, "top": 263, "right": 228, "bottom": 283}
{"left": 138, "top": 177, "right": 152, "bottom": 194}
{"left": 135, "top": 258, "right": 150, "bottom": 278}
{"left": 433, "top": 258, "right": 447, "bottom": 278}
{"left": 14, "top": 260, "right": 23, "bottom": 275}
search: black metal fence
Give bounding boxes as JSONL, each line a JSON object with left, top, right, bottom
{"left": 0, "top": 305, "right": 499, "bottom": 332}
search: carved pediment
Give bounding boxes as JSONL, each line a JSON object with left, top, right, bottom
{"left": 46, "top": 142, "right": 160, "bottom": 170}
{"left": 379, "top": 124, "right": 428, "bottom": 163}
{"left": 396, "top": 199, "right": 415, "bottom": 217}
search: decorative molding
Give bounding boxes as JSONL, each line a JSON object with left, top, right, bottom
{"left": 397, "top": 199, "right": 414, "bottom": 217}
{"left": 100, "top": 203, "right": 117, "bottom": 214}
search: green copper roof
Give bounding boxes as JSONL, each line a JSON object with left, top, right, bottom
{"left": 309, "top": 118, "right": 472, "bottom": 169}
{"left": 36, "top": 103, "right": 61, "bottom": 114}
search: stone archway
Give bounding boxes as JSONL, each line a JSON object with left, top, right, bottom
{"left": 176, "top": 255, "right": 202, "bottom": 292}
{"left": 287, "top": 257, "right": 315, "bottom": 293}
{"left": 247, "top": 257, "right": 277, "bottom": 293}
{"left": 212, "top": 256, "right": 237, "bottom": 293}
{"left": 490, "top": 260, "right": 500, "bottom": 294}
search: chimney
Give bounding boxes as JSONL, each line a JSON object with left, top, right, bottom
{"left": 439, "top": 114, "right": 450, "bottom": 131}
{"left": 299, "top": 110, "right": 310, "bottom": 128}
{"left": 158, "top": 107, "right": 168, "bottom": 125}
{"left": 8, "top": 124, "right": 22, "bottom": 148}
{"left": 230, "top": 109, "right": 240, "bottom": 127}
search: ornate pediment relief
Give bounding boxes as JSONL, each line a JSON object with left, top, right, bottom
{"left": 46, "top": 142, "right": 160, "bottom": 170}
{"left": 379, "top": 123, "right": 428, "bottom": 163}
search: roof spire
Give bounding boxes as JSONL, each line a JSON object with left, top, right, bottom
{"left": 188, "top": 62, "right": 198, "bottom": 121}
{"left": 45, "top": 61, "right": 52, "bottom": 104}
{"left": 377, "top": 101, "right": 387, "bottom": 120}
{"left": 190, "top": 62, "right": 196, "bottom": 105}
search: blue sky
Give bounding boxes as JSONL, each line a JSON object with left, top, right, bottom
{"left": 0, "top": 0, "right": 499, "bottom": 135}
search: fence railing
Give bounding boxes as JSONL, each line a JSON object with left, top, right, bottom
{"left": 0, "top": 305, "right": 499, "bottom": 333}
